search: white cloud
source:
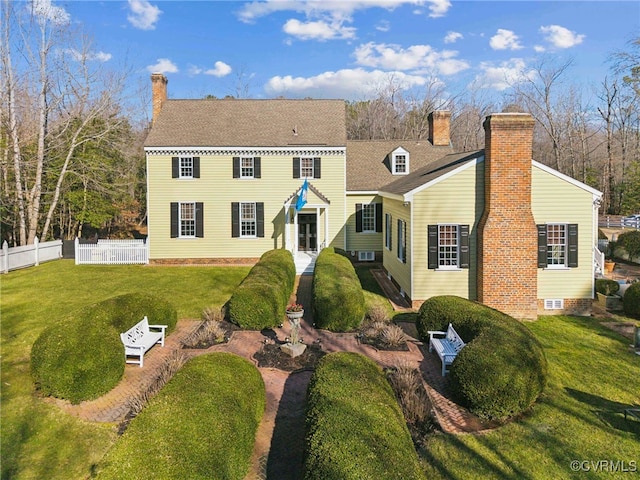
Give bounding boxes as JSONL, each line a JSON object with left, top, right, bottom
{"left": 146, "top": 58, "right": 178, "bottom": 74}
{"left": 539, "top": 25, "right": 585, "bottom": 49}
{"left": 61, "top": 48, "right": 112, "bottom": 62}
{"left": 534, "top": 45, "right": 546, "bottom": 53}
{"left": 427, "top": 0, "right": 451, "bottom": 18}
{"left": 265, "top": 68, "right": 430, "bottom": 99}
{"left": 283, "top": 18, "right": 356, "bottom": 41}
{"left": 472, "top": 58, "right": 534, "bottom": 91}
{"left": 205, "top": 61, "right": 232, "bottom": 77}
{"left": 489, "top": 29, "right": 523, "bottom": 51}
{"left": 29, "top": 0, "right": 70, "bottom": 25}
{"left": 188, "top": 65, "right": 203, "bottom": 75}
{"left": 353, "top": 42, "right": 469, "bottom": 76}
{"left": 127, "top": 0, "right": 162, "bottom": 30}
{"left": 444, "top": 31, "right": 463, "bottom": 44}
{"left": 375, "top": 20, "right": 390, "bottom": 32}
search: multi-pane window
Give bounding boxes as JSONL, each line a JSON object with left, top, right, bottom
{"left": 438, "top": 225, "right": 459, "bottom": 267}
{"left": 180, "top": 157, "right": 194, "bottom": 178}
{"left": 300, "top": 158, "right": 314, "bottom": 178}
{"left": 394, "top": 154, "right": 407, "bottom": 174}
{"left": 180, "top": 202, "right": 196, "bottom": 237}
{"left": 385, "top": 213, "right": 392, "bottom": 250}
{"left": 240, "top": 157, "right": 254, "bottom": 178}
{"left": 362, "top": 204, "right": 376, "bottom": 233}
{"left": 240, "top": 202, "right": 257, "bottom": 237}
{"left": 546, "top": 224, "right": 566, "bottom": 266}
{"left": 397, "top": 219, "right": 406, "bottom": 263}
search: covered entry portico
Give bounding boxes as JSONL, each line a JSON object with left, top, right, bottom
{"left": 284, "top": 183, "right": 330, "bottom": 258}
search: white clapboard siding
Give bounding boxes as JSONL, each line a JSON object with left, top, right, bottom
{"left": 75, "top": 238, "right": 148, "bottom": 265}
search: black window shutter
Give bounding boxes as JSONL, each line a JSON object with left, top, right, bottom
{"left": 314, "top": 157, "right": 321, "bottom": 178}
{"left": 256, "top": 202, "right": 265, "bottom": 238}
{"left": 375, "top": 203, "right": 383, "bottom": 232}
{"left": 567, "top": 223, "right": 578, "bottom": 267}
{"left": 254, "top": 157, "right": 261, "bottom": 178}
{"left": 195, "top": 202, "right": 204, "bottom": 237}
{"left": 459, "top": 225, "right": 470, "bottom": 269}
{"left": 355, "top": 204, "right": 363, "bottom": 233}
{"left": 170, "top": 203, "right": 179, "bottom": 238}
{"left": 193, "top": 157, "right": 200, "bottom": 178}
{"left": 402, "top": 221, "right": 407, "bottom": 263}
{"left": 172, "top": 157, "right": 179, "bottom": 178}
{"left": 397, "top": 220, "right": 401, "bottom": 260}
{"left": 231, "top": 202, "right": 240, "bottom": 238}
{"left": 537, "top": 224, "right": 548, "bottom": 268}
{"left": 233, "top": 157, "right": 240, "bottom": 178}
{"left": 293, "top": 158, "right": 300, "bottom": 178}
{"left": 427, "top": 225, "right": 438, "bottom": 269}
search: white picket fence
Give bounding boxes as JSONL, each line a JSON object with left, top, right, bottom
{"left": 75, "top": 238, "right": 148, "bottom": 265}
{"left": 1, "top": 238, "right": 63, "bottom": 273}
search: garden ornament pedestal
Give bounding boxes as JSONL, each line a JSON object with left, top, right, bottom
{"left": 282, "top": 310, "right": 306, "bottom": 357}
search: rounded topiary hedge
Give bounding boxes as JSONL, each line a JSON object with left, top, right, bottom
{"left": 595, "top": 278, "right": 620, "bottom": 296}
{"left": 312, "top": 247, "right": 365, "bottom": 332}
{"left": 623, "top": 282, "right": 640, "bottom": 318}
{"left": 417, "top": 296, "right": 547, "bottom": 421}
{"left": 31, "top": 293, "right": 177, "bottom": 404}
{"left": 304, "top": 352, "right": 426, "bottom": 480}
{"left": 227, "top": 249, "right": 295, "bottom": 330}
{"left": 96, "top": 353, "right": 265, "bottom": 480}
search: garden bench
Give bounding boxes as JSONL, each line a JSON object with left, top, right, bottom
{"left": 428, "top": 323, "right": 466, "bottom": 376}
{"left": 120, "top": 316, "right": 167, "bottom": 367}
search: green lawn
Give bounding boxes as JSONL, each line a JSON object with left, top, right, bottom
{"left": 2, "top": 261, "right": 639, "bottom": 479}
{"left": 1, "top": 260, "right": 249, "bottom": 480}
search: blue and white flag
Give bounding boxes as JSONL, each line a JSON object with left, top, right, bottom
{"left": 295, "top": 179, "right": 308, "bottom": 211}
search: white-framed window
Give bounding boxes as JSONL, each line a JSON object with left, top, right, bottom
{"left": 240, "top": 157, "right": 254, "bottom": 178}
{"left": 397, "top": 219, "right": 406, "bottom": 263}
{"left": 438, "top": 224, "right": 459, "bottom": 268}
{"left": 358, "top": 251, "right": 375, "bottom": 261}
{"left": 362, "top": 204, "right": 376, "bottom": 233}
{"left": 180, "top": 157, "right": 194, "bottom": 178}
{"left": 300, "top": 157, "right": 314, "bottom": 178}
{"left": 180, "top": 202, "right": 196, "bottom": 237}
{"left": 392, "top": 148, "right": 410, "bottom": 175}
{"left": 546, "top": 224, "right": 566, "bottom": 267}
{"left": 240, "top": 202, "right": 257, "bottom": 237}
{"left": 385, "top": 213, "right": 392, "bottom": 250}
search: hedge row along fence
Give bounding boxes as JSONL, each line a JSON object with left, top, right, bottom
{"left": 417, "top": 296, "right": 547, "bottom": 421}
{"left": 96, "top": 353, "right": 265, "bottom": 480}
{"left": 304, "top": 352, "right": 426, "bottom": 480}
{"left": 227, "top": 249, "right": 295, "bottom": 330}
{"left": 312, "top": 248, "right": 365, "bottom": 331}
{"left": 31, "top": 293, "right": 177, "bottom": 404}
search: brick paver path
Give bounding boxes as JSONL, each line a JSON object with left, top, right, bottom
{"left": 49, "top": 273, "right": 492, "bottom": 480}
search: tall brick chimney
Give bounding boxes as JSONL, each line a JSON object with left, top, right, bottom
{"left": 428, "top": 111, "right": 451, "bottom": 146}
{"left": 151, "top": 73, "right": 168, "bottom": 125}
{"left": 477, "top": 113, "right": 538, "bottom": 320}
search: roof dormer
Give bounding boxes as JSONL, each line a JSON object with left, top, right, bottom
{"left": 391, "top": 147, "right": 409, "bottom": 175}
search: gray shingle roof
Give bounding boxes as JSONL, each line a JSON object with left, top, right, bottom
{"left": 346, "top": 140, "right": 454, "bottom": 191}
{"left": 144, "top": 99, "right": 347, "bottom": 147}
{"left": 380, "top": 150, "right": 484, "bottom": 196}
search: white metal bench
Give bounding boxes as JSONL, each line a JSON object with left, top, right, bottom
{"left": 120, "top": 316, "right": 167, "bottom": 367}
{"left": 428, "top": 323, "right": 466, "bottom": 376}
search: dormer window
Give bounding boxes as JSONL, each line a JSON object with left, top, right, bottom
{"left": 392, "top": 147, "right": 409, "bottom": 175}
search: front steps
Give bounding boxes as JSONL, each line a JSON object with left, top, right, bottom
{"left": 294, "top": 251, "right": 317, "bottom": 275}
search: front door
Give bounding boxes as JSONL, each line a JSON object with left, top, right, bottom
{"left": 298, "top": 214, "right": 317, "bottom": 252}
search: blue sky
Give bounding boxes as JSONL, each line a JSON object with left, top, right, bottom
{"left": 26, "top": 0, "right": 640, "bottom": 103}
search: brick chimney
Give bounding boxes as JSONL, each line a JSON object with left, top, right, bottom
{"left": 151, "top": 73, "right": 168, "bottom": 125}
{"left": 477, "top": 113, "right": 538, "bottom": 320}
{"left": 428, "top": 111, "right": 451, "bottom": 146}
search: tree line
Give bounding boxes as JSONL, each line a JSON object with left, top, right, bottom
{"left": 1, "top": 0, "right": 638, "bottom": 246}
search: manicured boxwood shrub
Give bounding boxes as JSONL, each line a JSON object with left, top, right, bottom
{"left": 595, "top": 278, "right": 620, "bottom": 296}
{"left": 623, "top": 282, "right": 640, "bottom": 318}
{"left": 31, "top": 293, "right": 177, "bottom": 404}
{"left": 304, "top": 352, "right": 426, "bottom": 480}
{"left": 312, "top": 248, "right": 365, "bottom": 331}
{"left": 417, "top": 296, "right": 547, "bottom": 421}
{"left": 96, "top": 353, "right": 265, "bottom": 480}
{"left": 617, "top": 230, "right": 640, "bottom": 262}
{"left": 227, "top": 249, "right": 295, "bottom": 330}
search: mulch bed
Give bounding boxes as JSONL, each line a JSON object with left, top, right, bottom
{"left": 253, "top": 343, "right": 325, "bottom": 371}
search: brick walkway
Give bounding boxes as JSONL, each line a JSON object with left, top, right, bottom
{"left": 49, "top": 272, "right": 491, "bottom": 479}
